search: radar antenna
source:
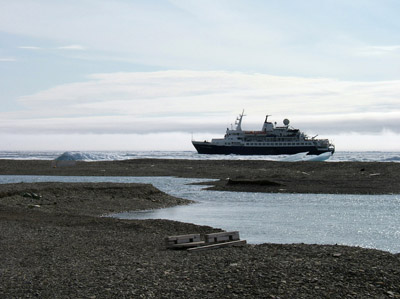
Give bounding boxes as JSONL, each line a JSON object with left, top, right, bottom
{"left": 283, "top": 119, "right": 290, "bottom": 126}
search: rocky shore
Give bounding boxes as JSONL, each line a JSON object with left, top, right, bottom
{"left": 1, "top": 158, "right": 400, "bottom": 194}
{"left": 1, "top": 159, "right": 400, "bottom": 298}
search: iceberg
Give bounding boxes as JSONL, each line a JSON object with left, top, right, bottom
{"left": 280, "top": 152, "right": 332, "bottom": 162}
{"left": 280, "top": 152, "right": 309, "bottom": 162}
{"left": 303, "top": 152, "right": 332, "bottom": 162}
{"left": 55, "top": 151, "right": 94, "bottom": 161}
{"left": 54, "top": 151, "right": 123, "bottom": 161}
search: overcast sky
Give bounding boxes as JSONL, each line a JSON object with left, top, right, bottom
{"left": 1, "top": 0, "right": 400, "bottom": 151}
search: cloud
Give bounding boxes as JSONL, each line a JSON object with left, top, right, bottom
{"left": 2, "top": 71, "right": 399, "bottom": 140}
{"left": 18, "top": 45, "right": 85, "bottom": 51}
{"left": 56, "top": 45, "right": 86, "bottom": 51}
{"left": 329, "top": 130, "right": 400, "bottom": 152}
{"left": 1, "top": 1, "right": 400, "bottom": 79}
{"left": 0, "top": 57, "right": 16, "bottom": 62}
{"left": 357, "top": 45, "right": 400, "bottom": 56}
{"left": 18, "top": 46, "right": 42, "bottom": 50}
{"left": 0, "top": 132, "right": 194, "bottom": 151}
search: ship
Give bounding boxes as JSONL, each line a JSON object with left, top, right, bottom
{"left": 192, "top": 111, "right": 335, "bottom": 155}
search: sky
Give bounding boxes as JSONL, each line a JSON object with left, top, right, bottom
{"left": 1, "top": 0, "right": 400, "bottom": 151}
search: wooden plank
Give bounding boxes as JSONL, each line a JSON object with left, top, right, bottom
{"left": 205, "top": 231, "right": 240, "bottom": 243}
{"left": 165, "top": 234, "right": 201, "bottom": 248}
{"left": 187, "top": 240, "right": 247, "bottom": 252}
{"left": 169, "top": 241, "right": 205, "bottom": 249}
{"left": 165, "top": 234, "right": 201, "bottom": 244}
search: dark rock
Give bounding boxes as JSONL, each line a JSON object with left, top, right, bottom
{"left": 227, "top": 178, "right": 282, "bottom": 186}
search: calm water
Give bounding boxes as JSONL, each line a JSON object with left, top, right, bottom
{"left": 0, "top": 150, "right": 400, "bottom": 162}
{"left": 1, "top": 175, "right": 399, "bottom": 253}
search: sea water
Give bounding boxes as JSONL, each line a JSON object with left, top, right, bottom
{"left": 0, "top": 150, "right": 400, "bottom": 162}
{"left": 1, "top": 175, "right": 399, "bottom": 253}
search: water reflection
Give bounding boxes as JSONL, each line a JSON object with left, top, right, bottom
{"left": 1, "top": 175, "right": 399, "bottom": 253}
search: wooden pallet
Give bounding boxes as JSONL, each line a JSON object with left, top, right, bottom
{"left": 165, "top": 234, "right": 205, "bottom": 249}
{"left": 205, "top": 231, "right": 240, "bottom": 243}
{"left": 165, "top": 231, "right": 246, "bottom": 251}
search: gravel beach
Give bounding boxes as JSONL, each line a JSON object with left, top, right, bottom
{"left": 1, "top": 159, "right": 400, "bottom": 298}
{"left": 1, "top": 158, "right": 399, "bottom": 194}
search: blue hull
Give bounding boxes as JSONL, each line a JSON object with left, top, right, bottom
{"left": 192, "top": 142, "right": 333, "bottom": 156}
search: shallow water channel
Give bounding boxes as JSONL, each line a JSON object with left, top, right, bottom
{"left": 1, "top": 175, "right": 399, "bottom": 253}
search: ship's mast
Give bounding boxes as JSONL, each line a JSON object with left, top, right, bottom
{"left": 235, "top": 110, "right": 245, "bottom": 131}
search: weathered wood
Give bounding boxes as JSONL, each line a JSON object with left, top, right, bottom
{"left": 166, "top": 232, "right": 246, "bottom": 251}
{"left": 187, "top": 240, "right": 247, "bottom": 252}
{"left": 205, "top": 231, "right": 240, "bottom": 243}
{"left": 169, "top": 241, "right": 205, "bottom": 249}
{"left": 165, "top": 234, "right": 201, "bottom": 248}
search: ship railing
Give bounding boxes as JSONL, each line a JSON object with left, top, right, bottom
{"left": 244, "top": 131, "right": 267, "bottom": 135}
